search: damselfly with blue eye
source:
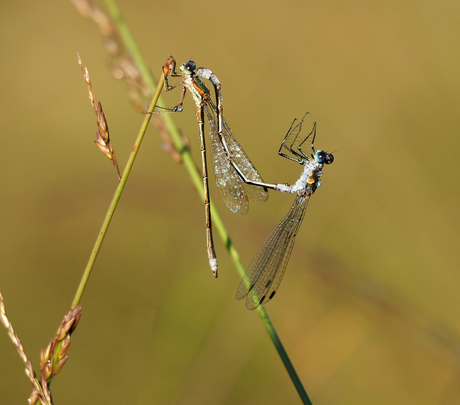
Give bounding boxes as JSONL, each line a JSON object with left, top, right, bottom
{"left": 234, "top": 114, "right": 334, "bottom": 310}
{"left": 155, "top": 57, "right": 269, "bottom": 277}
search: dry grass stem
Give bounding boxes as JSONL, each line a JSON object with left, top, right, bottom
{"left": 72, "top": 0, "right": 190, "bottom": 165}
{"left": 78, "top": 53, "right": 121, "bottom": 179}
{"left": 0, "top": 293, "right": 52, "bottom": 405}
{"left": 71, "top": 0, "right": 151, "bottom": 110}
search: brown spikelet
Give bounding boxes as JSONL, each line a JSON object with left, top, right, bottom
{"left": 29, "top": 305, "right": 82, "bottom": 403}
{"left": 0, "top": 293, "right": 52, "bottom": 405}
{"left": 78, "top": 53, "right": 121, "bottom": 179}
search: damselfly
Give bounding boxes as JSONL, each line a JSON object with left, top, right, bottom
{"left": 156, "top": 57, "right": 269, "bottom": 277}
{"left": 235, "top": 114, "right": 334, "bottom": 309}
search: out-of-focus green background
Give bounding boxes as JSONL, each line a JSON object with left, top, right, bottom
{"left": 1, "top": 0, "right": 459, "bottom": 404}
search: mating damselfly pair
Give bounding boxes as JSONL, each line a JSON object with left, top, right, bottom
{"left": 154, "top": 57, "right": 334, "bottom": 310}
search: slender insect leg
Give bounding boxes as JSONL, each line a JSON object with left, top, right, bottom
{"left": 152, "top": 85, "right": 186, "bottom": 114}
{"left": 197, "top": 105, "right": 218, "bottom": 277}
{"left": 297, "top": 121, "right": 317, "bottom": 156}
{"left": 167, "top": 87, "right": 187, "bottom": 112}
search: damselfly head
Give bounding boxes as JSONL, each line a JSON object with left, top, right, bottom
{"left": 314, "top": 150, "right": 334, "bottom": 165}
{"left": 181, "top": 60, "right": 197, "bottom": 75}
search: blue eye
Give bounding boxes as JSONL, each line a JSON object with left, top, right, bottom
{"left": 314, "top": 151, "right": 334, "bottom": 164}
{"left": 315, "top": 150, "right": 327, "bottom": 163}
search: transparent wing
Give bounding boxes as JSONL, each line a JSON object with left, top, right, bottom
{"left": 220, "top": 116, "right": 269, "bottom": 205}
{"left": 196, "top": 67, "right": 268, "bottom": 208}
{"left": 204, "top": 103, "right": 249, "bottom": 215}
{"left": 236, "top": 194, "right": 309, "bottom": 310}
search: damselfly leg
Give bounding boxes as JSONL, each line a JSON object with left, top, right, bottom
{"left": 278, "top": 113, "right": 316, "bottom": 162}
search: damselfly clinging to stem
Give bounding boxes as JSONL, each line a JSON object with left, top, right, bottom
{"left": 155, "top": 57, "right": 269, "bottom": 277}
{"left": 235, "top": 114, "right": 334, "bottom": 310}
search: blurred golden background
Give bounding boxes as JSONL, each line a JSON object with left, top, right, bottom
{"left": 1, "top": 0, "right": 459, "bottom": 404}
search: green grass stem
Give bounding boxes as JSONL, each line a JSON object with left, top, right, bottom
{"left": 71, "top": 73, "right": 165, "bottom": 309}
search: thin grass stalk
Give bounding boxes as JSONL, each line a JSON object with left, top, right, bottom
{"left": 71, "top": 73, "right": 164, "bottom": 309}
{"left": 258, "top": 306, "right": 312, "bottom": 404}
{"left": 100, "top": 1, "right": 312, "bottom": 403}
